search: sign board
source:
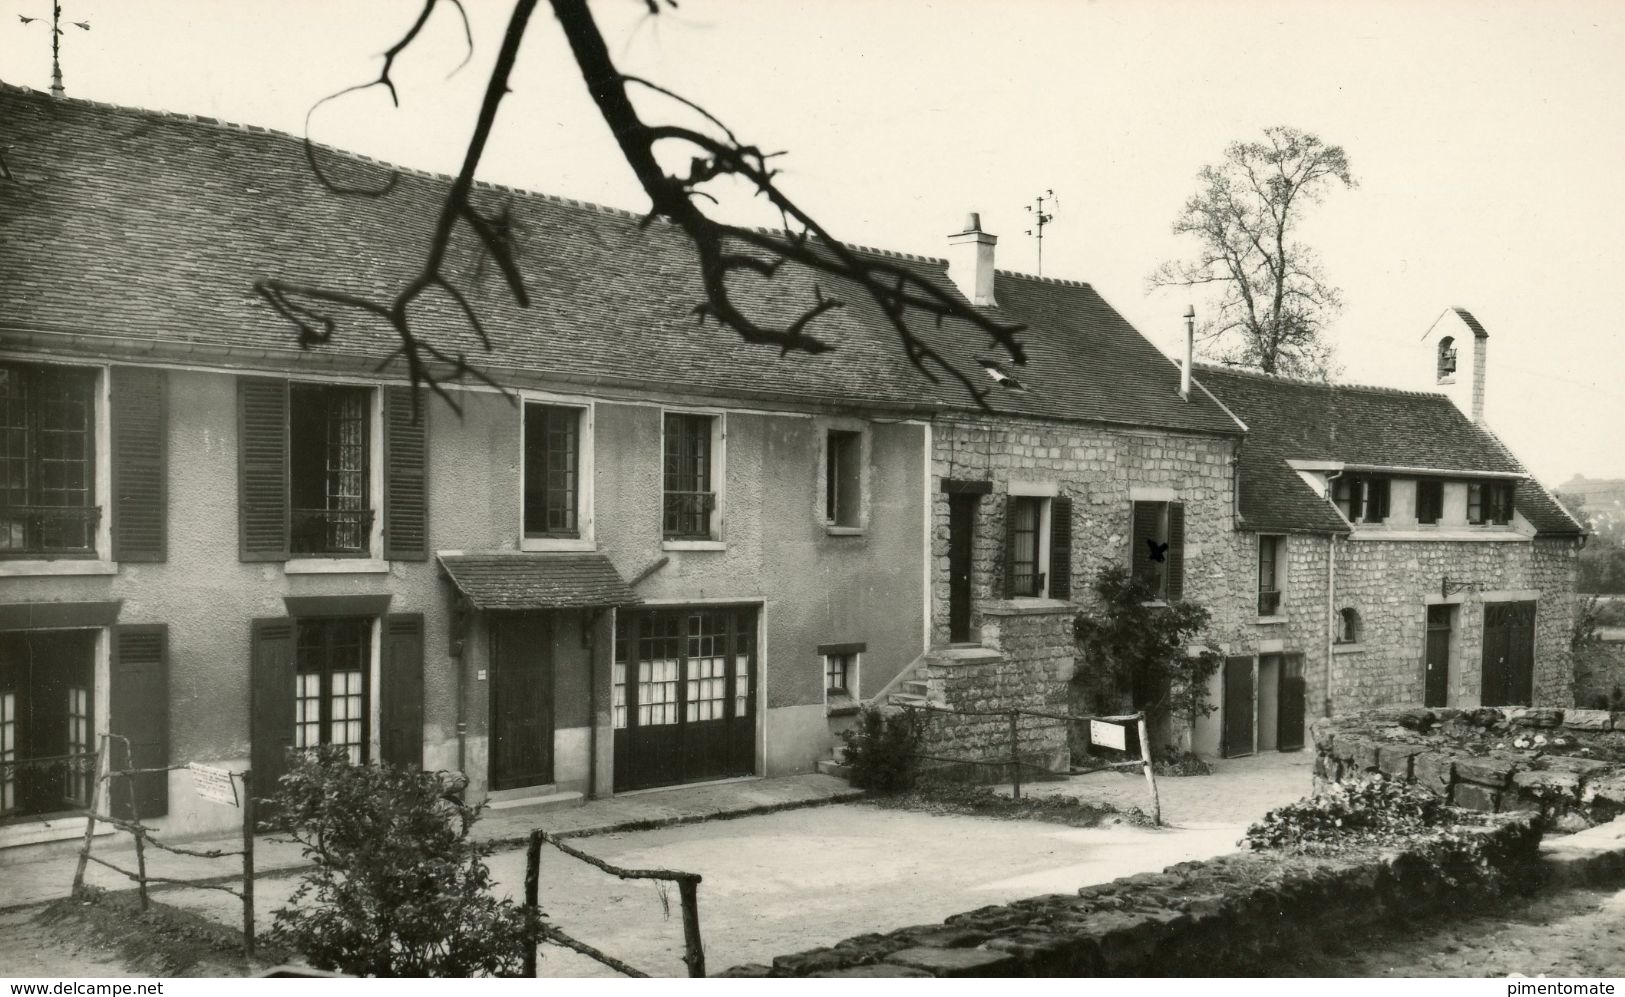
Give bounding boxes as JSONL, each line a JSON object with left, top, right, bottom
{"left": 190, "top": 763, "right": 240, "bottom": 807}
{"left": 1089, "top": 719, "right": 1128, "bottom": 752}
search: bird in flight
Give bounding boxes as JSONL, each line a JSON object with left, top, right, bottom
{"left": 1145, "top": 538, "right": 1169, "bottom": 563}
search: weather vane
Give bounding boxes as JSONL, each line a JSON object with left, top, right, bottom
{"left": 17, "top": 3, "right": 90, "bottom": 98}
{"left": 1024, "top": 189, "right": 1057, "bottom": 276}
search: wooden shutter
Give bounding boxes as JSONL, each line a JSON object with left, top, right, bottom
{"left": 380, "top": 613, "right": 425, "bottom": 769}
{"left": 110, "top": 624, "right": 168, "bottom": 819}
{"left": 1167, "top": 502, "right": 1186, "bottom": 602}
{"left": 110, "top": 367, "right": 167, "bottom": 563}
{"left": 1049, "top": 495, "right": 1073, "bottom": 600}
{"left": 1130, "top": 501, "right": 1160, "bottom": 591}
{"left": 250, "top": 618, "right": 297, "bottom": 792}
{"left": 1369, "top": 478, "right": 1391, "bottom": 522}
{"left": 383, "top": 387, "right": 429, "bottom": 561}
{"left": 238, "top": 378, "right": 289, "bottom": 561}
{"left": 1002, "top": 494, "right": 1019, "bottom": 598}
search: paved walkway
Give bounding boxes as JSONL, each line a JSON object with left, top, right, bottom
{"left": 0, "top": 774, "right": 859, "bottom": 911}
{"left": 1012, "top": 749, "right": 1314, "bottom": 828}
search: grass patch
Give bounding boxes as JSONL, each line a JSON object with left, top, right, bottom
{"left": 38, "top": 887, "right": 287, "bottom": 977}
{"left": 872, "top": 777, "right": 1154, "bottom": 828}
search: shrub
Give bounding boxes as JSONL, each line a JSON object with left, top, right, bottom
{"left": 1152, "top": 747, "right": 1214, "bottom": 777}
{"left": 840, "top": 705, "right": 926, "bottom": 794}
{"left": 1242, "top": 773, "right": 1483, "bottom": 854}
{"left": 265, "top": 748, "right": 541, "bottom": 977}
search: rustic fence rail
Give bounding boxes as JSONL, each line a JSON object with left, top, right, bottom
{"left": 522, "top": 828, "right": 705, "bottom": 978}
{"left": 897, "top": 704, "right": 1161, "bottom": 825}
{"left": 69, "top": 733, "right": 257, "bottom": 955}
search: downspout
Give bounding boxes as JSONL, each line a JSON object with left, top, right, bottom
{"left": 1324, "top": 470, "right": 1344, "bottom": 719}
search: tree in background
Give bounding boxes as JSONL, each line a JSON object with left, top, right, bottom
{"left": 1151, "top": 126, "right": 1354, "bottom": 379}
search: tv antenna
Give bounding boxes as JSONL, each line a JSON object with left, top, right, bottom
{"left": 1024, "top": 189, "right": 1057, "bottom": 276}
{"left": 16, "top": 3, "right": 90, "bottom": 97}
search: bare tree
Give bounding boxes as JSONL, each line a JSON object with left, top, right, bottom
{"left": 255, "top": 0, "right": 1027, "bottom": 412}
{"left": 1150, "top": 126, "right": 1353, "bottom": 378}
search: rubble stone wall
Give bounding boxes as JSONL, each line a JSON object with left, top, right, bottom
{"left": 1313, "top": 708, "right": 1625, "bottom": 826}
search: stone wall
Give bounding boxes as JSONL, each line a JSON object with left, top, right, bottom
{"left": 1575, "top": 633, "right": 1625, "bottom": 709}
{"left": 721, "top": 813, "right": 1542, "bottom": 977}
{"left": 916, "top": 603, "right": 1074, "bottom": 773}
{"left": 1313, "top": 708, "right": 1625, "bottom": 827}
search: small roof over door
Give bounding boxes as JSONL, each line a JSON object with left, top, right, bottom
{"left": 438, "top": 553, "right": 642, "bottom": 611}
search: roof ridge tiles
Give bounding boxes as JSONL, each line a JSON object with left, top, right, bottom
{"left": 994, "top": 269, "right": 1092, "bottom": 289}
{"left": 1193, "top": 362, "right": 1450, "bottom": 400}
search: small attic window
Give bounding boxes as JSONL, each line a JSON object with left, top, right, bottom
{"left": 1436, "top": 336, "right": 1457, "bottom": 381}
{"left": 981, "top": 360, "right": 1025, "bottom": 392}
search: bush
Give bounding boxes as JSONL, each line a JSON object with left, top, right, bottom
{"left": 1152, "top": 747, "right": 1213, "bottom": 777}
{"left": 1242, "top": 773, "right": 1483, "bottom": 854}
{"left": 840, "top": 705, "right": 926, "bottom": 794}
{"left": 265, "top": 748, "right": 541, "bottom": 977}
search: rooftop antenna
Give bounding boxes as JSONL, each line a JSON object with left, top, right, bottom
{"left": 17, "top": 3, "right": 90, "bottom": 97}
{"left": 1024, "top": 189, "right": 1056, "bottom": 276}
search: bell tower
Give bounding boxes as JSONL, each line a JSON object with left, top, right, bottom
{"left": 1422, "top": 308, "right": 1489, "bottom": 424}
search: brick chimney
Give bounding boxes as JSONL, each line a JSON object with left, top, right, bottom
{"left": 1423, "top": 307, "right": 1489, "bottom": 424}
{"left": 947, "top": 213, "right": 997, "bottom": 307}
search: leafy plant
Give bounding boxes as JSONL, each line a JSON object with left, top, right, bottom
{"left": 840, "top": 705, "right": 926, "bottom": 794}
{"left": 265, "top": 748, "right": 541, "bottom": 977}
{"left": 1152, "top": 747, "right": 1214, "bottom": 777}
{"left": 1242, "top": 773, "right": 1482, "bottom": 853}
{"left": 1072, "top": 565, "right": 1220, "bottom": 741}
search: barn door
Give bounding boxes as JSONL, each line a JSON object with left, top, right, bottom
{"left": 1223, "top": 655, "right": 1255, "bottom": 758}
{"left": 1277, "top": 653, "right": 1306, "bottom": 752}
{"left": 1482, "top": 601, "right": 1536, "bottom": 706}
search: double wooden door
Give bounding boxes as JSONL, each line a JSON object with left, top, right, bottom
{"left": 1481, "top": 601, "right": 1536, "bottom": 707}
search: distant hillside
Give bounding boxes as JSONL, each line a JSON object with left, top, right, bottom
{"left": 1558, "top": 476, "right": 1625, "bottom": 594}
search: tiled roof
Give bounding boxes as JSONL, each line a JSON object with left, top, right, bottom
{"left": 0, "top": 83, "right": 1240, "bottom": 437}
{"left": 438, "top": 552, "right": 641, "bottom": 610}
{"left": 1452, "top": 308, "right": 1489, "bottom": 338}
{"left": 1195, "top": 365, "right": 1583, "bottom": 536}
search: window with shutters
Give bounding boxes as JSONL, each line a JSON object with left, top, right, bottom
{"left": 1333, "top": 474, "right": 1390, "bottom": 525}
{"left": 1416, "top": 479, "right": 1445, "bottom": 525}
{"left": 293, "top": 618, "right": 371, "bottom": 765}
{"left": 663, "top": 412, "right": 722, "bottom": 543}
{"left": 1467, "top": 480, "right": 1515, "bottom": 526}
{"left": 290, "top": 385, "right": 374, "bottom": 556}
{"left": 522, "top": 402, "right": 591, "bottom": 548}
{"left": 0, "top": 362, "right": 100, "bottom": 559}
{"left": 1257, "top": 534, "right": 1286, "bottom": 617}
{"left": 1004, "top": 488, "right": 1072, "bottom": 601}
{"left": 1008, "top": 496, "right": 1047, "bottom": 597}
{"left": 0, "top": 629, "right": 96, "bottom": 821}
{"left": 1129, "top": 500, "right": 1184, "bottom": 602}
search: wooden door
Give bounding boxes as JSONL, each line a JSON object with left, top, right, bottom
{"left": 489, "top": 613, "right": 554, "bottom": 791}
{"left": 1277, "top": 653, "right": 1306, "bottom": 751}
{"left": 1481, "top": 602, "right": 1536, "bottom": 706}
{"left": 948, "top": 495, "right": 977, "bottom": 643}
{"left": 1424, "top": 605, "right": 1452, "bottom": 708}
{"left": 1223, "top": 655, "right": 1255, "bottom": 758}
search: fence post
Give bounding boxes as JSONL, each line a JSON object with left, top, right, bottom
{"left": 678, "top": 876, "right": 705, "bottom": 978}
{"left": 241, "top": 770, "right": 255, "bottom": 957}
{"left": 1008, "top": 710, "right": 1021, "bottom": 801}
{"left": 523, "top": 830, "right": 543, "bottom": 978}
{"left": 73, "top": 742, "right": 107, "bottom": 896}
{"left": 1136, "top": 712, "right": 1161, "bottom": 827}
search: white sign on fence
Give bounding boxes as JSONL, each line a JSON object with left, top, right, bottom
{"left": 1089, "top": 719, "right": 1128, "bottom": 751}
{"left": 190, "top": 763, "right": 240, "bottom": 807}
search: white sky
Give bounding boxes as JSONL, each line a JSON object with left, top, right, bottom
{"left": 5, "top": 0, "right": 1622, "bottom": 483}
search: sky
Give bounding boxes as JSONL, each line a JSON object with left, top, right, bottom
{"left": 3, "top": 0, "right": 1622, "bottom": 484}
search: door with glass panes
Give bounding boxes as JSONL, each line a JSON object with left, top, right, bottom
{"left": 612, "top": 607, "right": 756, "bottom": 791}
{"left": 0, "top": 630, "right": 95, "bottom": 820}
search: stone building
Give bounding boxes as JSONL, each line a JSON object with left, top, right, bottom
{"left": 1191, "top": 308, "right": 1585, "bottom": 758}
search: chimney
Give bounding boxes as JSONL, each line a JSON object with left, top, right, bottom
{"left": 947, "top": 212, "right": 997, "bottom": 307}
{"left": 1180, "top": 305, "right": 1196, "bottom": 401}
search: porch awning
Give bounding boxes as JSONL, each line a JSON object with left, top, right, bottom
{"left": 438, "top": 552, "right": 642, "bottom": 610}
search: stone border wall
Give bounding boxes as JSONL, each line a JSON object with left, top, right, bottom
{"left": 721, "top": 814, "right": 1541, "bottom": 978}
{"left": 1313, "top": 708, "right": 1625, "bottom": 826}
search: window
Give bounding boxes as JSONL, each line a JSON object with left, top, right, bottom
{"left": 825, "top": 430, "right": 863, "bottom": 528}
{"left": 663, "top": 413, "right": 717, "bottom": 540}
{"left": 612, "top": 608, "right": 754, "bottom": 731}
{"left": 289, "top": 385, "right": 372, "bottom": 556}
{"left": 1008, "top": 496, "right": 1045, "bottom": 597}
{"left": 294, "top": 618, "right": 371, "bottom": 765}
{"left": 1333, "top": 474, "right": 1389, "bottom": 524}
{"left": 1257, "top": 535, "right": 1285, "bottom": 616}
{"left": 825, "top": 653, "right": 856, "bottom": 695}
{"left": 1437, "top": 336, "right": 1457, "bottom": 381}
{"left": 524, "top": 404, "right": 582, "bottom": 539}
{"left": 1338, "top": 608, "right": 1361, "bottom": 645}
{"left": 0, "top": 629, "right": 95, "bottom": 820}
{"left": 1416, "top": 480, "right": 1444, "bottom": 525}
{"left": 1468, "top": 481, "right": 1515, "bottom": 526}
{"left": 1129, "top": 500, "right": 1184, "bottom": 601}
{"left": 0, "top": 363, "right": 99, "bottom": 557}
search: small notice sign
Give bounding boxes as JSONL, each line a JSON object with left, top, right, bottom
{"left": 190, "top": 763, "right": 240, "bottom": 807}
{"left": 1090, "top": 719, "right": 1128, "bottom": 752}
